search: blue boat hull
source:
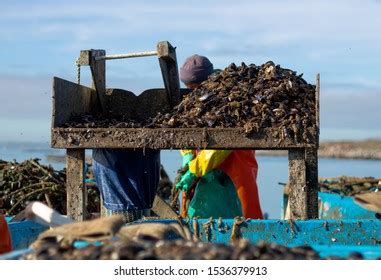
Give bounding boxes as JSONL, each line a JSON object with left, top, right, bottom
{"left": 7, "top": 220, "right": 47, "bottom": 250}
{"left": 282, "top": 192, "right": 378, "bottom": 219}
{"left": 318, "top": 192, "right": 377, "bottom": 219}
{"left": 2, "top": 218, "right": 381, "bottom": 259}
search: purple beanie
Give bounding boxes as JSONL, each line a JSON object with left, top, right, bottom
{"left": 180, "top": 55, "right": 213, "bottom": 84}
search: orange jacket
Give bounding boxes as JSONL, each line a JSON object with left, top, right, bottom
{"left": 219, "top": 150, "right": 263, "bottom": 219}
{"left": 0, "top": 215, "right": 12, "bottom": 254}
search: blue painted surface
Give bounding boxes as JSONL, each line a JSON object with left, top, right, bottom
{"left": 136, "top": 218, "right": 381, "bottom": 259}
{"left": 312, "top": 245, "right": 381, "bottom": 259}
{"left": 282, "top": 192, "right": 378, "bottom": 219}
{"left": 319, "top": 192, "right": 377, "bottom": 219}
{"left": 0, "top": 248, "right": 33, "bottom": 260}
{"left": 7, "top": 220, "right": 48, "bottom": 250}
{"left": 180, "top": 219, "right": 381, "bottom": 246}
{"left": 3, "top": 219, "right": 381, "bottom": 259}
{"left": 74, "top": 240, "right": 102, "bottom": 249}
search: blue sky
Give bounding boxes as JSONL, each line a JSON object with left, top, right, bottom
{"left": 0, "top": 0, "right": 380, "bottom": 142}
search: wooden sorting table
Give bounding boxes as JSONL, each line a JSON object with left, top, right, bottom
{"left": 51, "top": 41, "right": 320, "bottom": 221}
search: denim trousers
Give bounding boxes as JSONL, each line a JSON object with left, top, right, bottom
{"left": 92, "top": 149, "right": 160, "bottom": 211}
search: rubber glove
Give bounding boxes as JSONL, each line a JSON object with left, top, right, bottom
{"left": 175, "top": 170, "right": 197, "bottom": 192}
{"left": 182, "top": 153, "right": 194, "bottom": 167}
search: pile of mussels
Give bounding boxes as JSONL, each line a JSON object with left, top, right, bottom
{"left": 65, "top": 62, "right": 317, "bottom": 142}
{"left": 0, "top": 159, "right": 99, "bottom": 216}
{"left": 21, "top": 238, "right": 369, "bottom": 260}
{"left": 21, "top": 239, "right": 331, "bottom": 260}
{"left": 0, "top": 158, "right": 176, "bottom": 215}
{"left": 319, "top": 176, "right": 381, "bottom": 196}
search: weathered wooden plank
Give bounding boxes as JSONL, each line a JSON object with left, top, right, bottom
{"left": 135, "top": 89, "right": 173, "bottom": 119}
{"left": 52, "top": 77, "right": 96, "bottom": 127}
{"left": 90, "top": 49, "right": 106, "bottom": 113}
{"left": 157, "top": 41, "right": 182, "bottom": 107}
{"left": 100, "top": 197, "right": 107, "bottom": 218}
{"left": 103, "top": 88, "right": 171, "bottom": 120}
{"left": 99, "top": 88, "right": 191, "bottom": 120}
{"left": 316, "top": 73, "right": 320, "bottom": 138}
{"left": 66, "top": 149, "right": 86, "bottom": 221}
{"left": 52, "top": 127, "right": 318, "bottom": 149}
{"left": 288, "top": 148, "right": 307, "bottom": 219}
{"left": 76, "top": 50, "right": 91, "bottom": 66}
{"left": 102, "top": 88, "right": 138, "bottom": 118}
{"left": 152, "top": 195, "right": 178, "bottom": 219}
{"left": 305, "top": 148, "right": 319, "bottom": 219}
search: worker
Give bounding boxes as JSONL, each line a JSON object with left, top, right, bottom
{"left": 92, "top": 149, "right": 160, "bottom": 222}
{"left": 0, "top": 215, "right": 12, "bottom": 254}
{"left": 176, "top": 55, "right": 263, "bottom": 219}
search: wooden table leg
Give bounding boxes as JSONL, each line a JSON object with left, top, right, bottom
{"left": 306, "top": 148, "right": 319, "bottom": 219}
{"left": 288, "top": 148, "right": 307, "bottom": 219}
{"left": 66, "top": 148, "right": 86, "bottom": 221}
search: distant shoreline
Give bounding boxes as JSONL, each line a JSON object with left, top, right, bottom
{"left": 45, "top": 139, "right": 381, "bottom": 161}
{"left": 257, "top": 139, "right": 381, "bottom": 160}
{"left": 1, "top": 139, "right": 381, "bottom": 161}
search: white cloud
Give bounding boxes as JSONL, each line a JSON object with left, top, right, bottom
{"left": 0, "top": 0, "right": 380, "bottom": 142}
{"left": 0, "top": 1, "right": 380, "bottom": 102}
{"left": 2, "top": 0, "right": 381, "bottom": 42}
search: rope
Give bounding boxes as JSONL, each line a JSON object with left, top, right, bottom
{"left": 76, "top": 61, "right": 81, "bottom": 85}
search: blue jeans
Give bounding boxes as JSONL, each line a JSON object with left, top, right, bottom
{"left": 92, "top": 149, "right": 160, "bottom": 211}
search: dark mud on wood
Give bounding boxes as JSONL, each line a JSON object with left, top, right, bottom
{"left": 51, "top": 127, "right": 318, "bottom": 149}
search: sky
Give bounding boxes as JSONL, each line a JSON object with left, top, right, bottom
{"left": 0, "top": 0, "right": 380, "bottom": 143}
